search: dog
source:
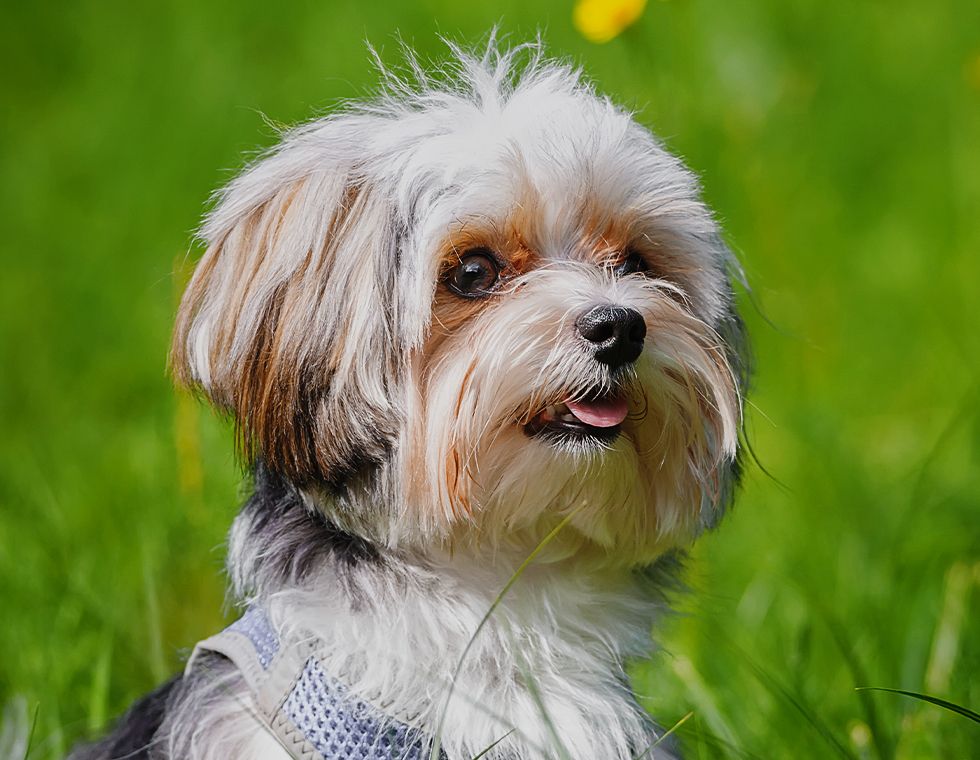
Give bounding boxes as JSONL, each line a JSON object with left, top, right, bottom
{"left": 71, "top": 40, "right": 748, "bottom": 760}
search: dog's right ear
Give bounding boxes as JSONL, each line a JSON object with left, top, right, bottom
{"left": 171, "top": 117, "right": 404, "bottom": 487}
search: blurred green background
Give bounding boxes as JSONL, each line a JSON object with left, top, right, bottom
{"left": 1, "top": 1, "right": 978, "bottom": 758}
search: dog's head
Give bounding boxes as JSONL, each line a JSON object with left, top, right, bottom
{"left": 172, "top": 45, "right": 748, "bottom": 566}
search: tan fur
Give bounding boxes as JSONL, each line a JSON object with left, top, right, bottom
{"left": 171, "top": 174, "right": 394, "bottom": 485}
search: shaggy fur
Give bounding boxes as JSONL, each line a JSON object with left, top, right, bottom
{"left": 73, "top": 39, "right": 748, "bottom": 760}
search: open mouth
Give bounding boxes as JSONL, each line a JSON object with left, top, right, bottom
{"left": 523, "top": 392, "right": 629, "bottom": 444}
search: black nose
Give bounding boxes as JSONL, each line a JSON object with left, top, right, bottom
{"left": 575, "top": 305, "right": 646, "bottom": 368}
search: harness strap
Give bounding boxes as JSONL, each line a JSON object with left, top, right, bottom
{"left": 186, "top": 607, "right": 435, "bottom": 760}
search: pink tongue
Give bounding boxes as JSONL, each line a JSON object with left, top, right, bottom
{"left": 565, "top": 397, "right": 629, "bottom": 428}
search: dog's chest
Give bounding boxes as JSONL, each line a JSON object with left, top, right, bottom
{"left": 195, "top": 561, "right": 674, "bottom": 760}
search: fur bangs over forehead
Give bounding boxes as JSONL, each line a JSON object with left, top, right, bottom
{"left": 171, "top": 41, "right": 747, "bottom": 557}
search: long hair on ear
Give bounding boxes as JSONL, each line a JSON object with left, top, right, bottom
{"left": 171, "top": 118, "right": 404, "bottom": 488}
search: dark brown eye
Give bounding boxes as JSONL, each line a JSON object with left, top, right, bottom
{"left": 614, "top": 251, "right": 650, "bottom": 277}
{"left": 447, "top": 249, "right": 501, "bottom": 298}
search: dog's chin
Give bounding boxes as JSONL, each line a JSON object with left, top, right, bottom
{"left": 494, "top": 383, "right": 689, "bottom": 563}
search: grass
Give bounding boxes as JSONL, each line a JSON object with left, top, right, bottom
{"left": 1, "top": 0, "right": 978, "bottom": 757}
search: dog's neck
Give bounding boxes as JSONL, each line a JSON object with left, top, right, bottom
{"left": 226, "top": 465, "right": 678, "bottom": 759}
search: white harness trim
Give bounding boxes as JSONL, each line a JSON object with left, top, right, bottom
{"left": 186, "top": 608, "right": 437, "bottom": 760}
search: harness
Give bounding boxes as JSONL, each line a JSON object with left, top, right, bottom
{"left": 186, "top": 607, "right": 437, "bottom": 760}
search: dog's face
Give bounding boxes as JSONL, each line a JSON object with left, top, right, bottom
{"left": 173, "top": 50, "right": 746, "bottom": 565}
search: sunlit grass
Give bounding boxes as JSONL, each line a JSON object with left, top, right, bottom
{"left": 1, "top": 0, "right": 978, "bottom": 757}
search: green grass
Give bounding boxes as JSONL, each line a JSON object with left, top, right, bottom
{"left": 2, "top": 1, "right": 978, "bottom": 757}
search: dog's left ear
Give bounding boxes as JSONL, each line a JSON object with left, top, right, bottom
{"left": 171, "top": 118, "right": 404, "bottom": 488}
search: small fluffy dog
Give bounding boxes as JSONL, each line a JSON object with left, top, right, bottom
{"left": 74, "top": 41, "right": 747, "bottom": 760}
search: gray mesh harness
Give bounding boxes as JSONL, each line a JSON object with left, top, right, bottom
{"left": 186, "top": 607, "right": 438, "bottom": 760}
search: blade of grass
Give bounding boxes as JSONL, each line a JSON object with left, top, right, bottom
{"left": 470, "top": 729, "right": 515, "bottom": 760}
{"left": 672, "top": 718, "right": 765, "bottom": 760}
{"left": 924, "top": 562, "right": 971, "bottom": 695}
{"left": 141, "top": 542, "right": 167, "bottom": 684}
{"left": 633, "top": 710, "right": 692, "bottom": 759}
{"left": 669, "top": 655, "right": 739, "bottom": 750}
{"left": 721, "top": 634, "right": 858, "bottom": 760}
{"left": 855, "top": 688, "right": 980, "bottom": 724}
{"left": 87, "top": 634, "right": 112, "bottom": 735}
{"left": 695, "top": 716, "right": 708, "bottom": 760}
{"left": 810, "top": 597, "right": 893, "bottom": 760}
{"left": 514, "top": 651, "right": 572, "bottom": 760}
{"left": 24, "top": 703, "right": 39, "bottom": 760}
{"left": 428, "top": 510, "right": 578, "bottom": 760}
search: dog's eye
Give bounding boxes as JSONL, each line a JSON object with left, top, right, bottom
{"left": 447, "top": 249, "right": 501, "bottom": 298}
{"left": 614, "top": 251, "right": 650, "bottom": 277}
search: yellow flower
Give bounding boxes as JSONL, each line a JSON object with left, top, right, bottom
{"left": 573, "top": 0, "right": 648, "bottom": 44}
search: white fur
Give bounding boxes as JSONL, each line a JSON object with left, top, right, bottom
{"left": 167, "top": 529, "right": 678, "bottom": 760}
